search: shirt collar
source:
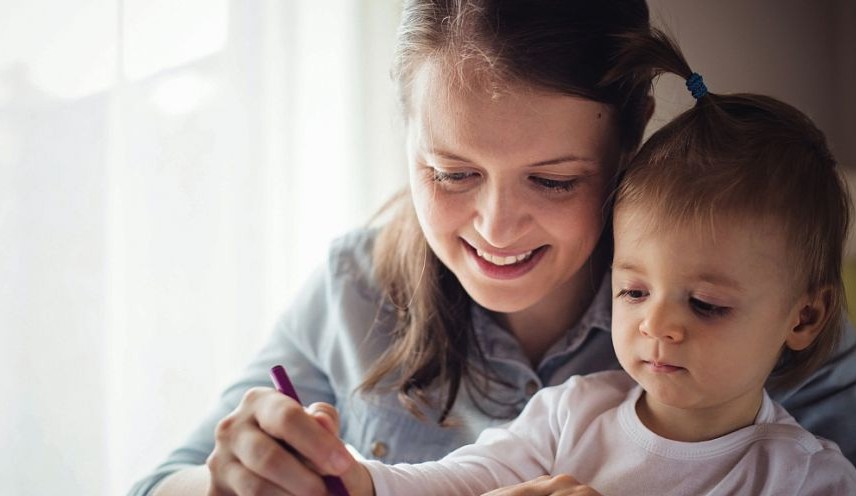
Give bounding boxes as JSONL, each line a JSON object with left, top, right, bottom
{"left": 471, "top": 270, "right": 613, "bottom": 363}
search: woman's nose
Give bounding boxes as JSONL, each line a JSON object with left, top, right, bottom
{"left": 639, "top": 298, "right": 686, "bottom": 343}
{"left": 473, "top": 182, "right": 531, "bottom": 248}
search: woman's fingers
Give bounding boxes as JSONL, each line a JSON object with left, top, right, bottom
{"left": 481, "top": 474, "right": 597, "bottom": 496}
{"left": 254, "top": 393, "right": 354, "bottom": 476}
{"left": 307, "top": 401, "right": 340, "bottom": 435}
{"left": 230, "top": 426, "right": 327, "bottom": 495}
{"left": 207, "top": 387, "right": 352, "bottom": 496}
{"left": 207, "top": 451, "right": 291, "bottom": 496}
{"left": 481, "top": 475, "right": 550, "bottom": 496}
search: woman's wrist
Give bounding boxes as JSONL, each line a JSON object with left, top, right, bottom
{"left": 344, "top": 462, "right": 377, "bottom": 496}
{"left": 151, "top": 465, "right": 210, "bottom": 496}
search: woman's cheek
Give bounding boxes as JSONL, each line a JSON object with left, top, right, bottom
{"left": 411, "top": 187, "right": 467, "bottom": 242}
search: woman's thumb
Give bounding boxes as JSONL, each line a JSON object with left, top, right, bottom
{"left": 307, "top": 402, "right": 340, "bottom": 436}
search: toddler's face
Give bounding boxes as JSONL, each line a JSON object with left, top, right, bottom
{"left": 405, "top": 59, "right": 621, "bottom": 326}
{"left": 611, "top": 208, "right": 808, "bottom": 428}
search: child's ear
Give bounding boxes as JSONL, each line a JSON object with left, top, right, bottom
{"left": 785, "top": 287, "right": 833, "bottom": 351}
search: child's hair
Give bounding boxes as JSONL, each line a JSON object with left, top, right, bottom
{"left": 364, "top": 0, "right": 654, "bottom": 423}
{"left": 607, "top": 29, "right": 852, "bottom": 388}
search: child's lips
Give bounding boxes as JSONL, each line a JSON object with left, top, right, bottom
{"left": 645, "top": 360, "right": 685, "bottom": 373}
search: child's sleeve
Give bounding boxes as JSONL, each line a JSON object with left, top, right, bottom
{"left": 363, "top": 382, "right": 572, "bottom": 496}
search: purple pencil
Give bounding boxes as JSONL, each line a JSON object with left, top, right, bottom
{"left": 270, "top": 365, "right": 351, "bottom": 496}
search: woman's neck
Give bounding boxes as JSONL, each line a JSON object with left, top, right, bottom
{"left": 494, "top": 251, "right": 608, "bottom": 367}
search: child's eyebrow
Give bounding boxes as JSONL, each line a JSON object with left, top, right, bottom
{"left": 612, "top": 261, "right": 641, "bottom": 273}
{"left": 612, "top": 261, "right": 743, "bottom": 291}
{"left": 694, "top": 272, "right": 743, "bottom": 291}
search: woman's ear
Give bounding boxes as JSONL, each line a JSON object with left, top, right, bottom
{"left": 643, "top": 95, "right": 655, "bottom": 125}
{"left": 785, "top": 287, "right": 833, "bottom": 351}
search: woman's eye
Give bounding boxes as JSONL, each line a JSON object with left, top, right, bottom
{"left": 616, "top": 288, "right": 647, "bottom": 301}
{"left": 432, "top": 169, "right": 476, "bottom": 183}
{"left": 530, "top": 176, "right": 577, "bottom": 193}
{"left": 690, "top": 298, "right": 730, "bottom": 318}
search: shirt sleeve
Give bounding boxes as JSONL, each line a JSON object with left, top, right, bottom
{"left": 771, "top": 314, "right": 856, "bottom": 465}
{"left": 365, "top": 382, "right": 574, "bottom": 496}
{"left": 127, "top": 230, "right": 378, "bottom": 496}
{"left": 795, "top": 443, "right": 856, "bottom": 495}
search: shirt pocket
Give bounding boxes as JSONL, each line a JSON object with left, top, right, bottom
{"left": 338, "top": 392, "right": 472, "bottom": 464}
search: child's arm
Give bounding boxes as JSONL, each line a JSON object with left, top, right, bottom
{"left": 344, "top": 383, "right": 579, "bottom": 496}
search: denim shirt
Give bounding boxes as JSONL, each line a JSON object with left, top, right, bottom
{"left": 129, "top": 228, "right": 856, "bottom": 495}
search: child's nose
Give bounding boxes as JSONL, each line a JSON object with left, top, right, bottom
{"left": 639, "top": 299, "right": 686, "bottom": 343}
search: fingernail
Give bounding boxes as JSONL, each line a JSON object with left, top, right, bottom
{"left": 329, "top": 450, "right": 351, "bottom": 472}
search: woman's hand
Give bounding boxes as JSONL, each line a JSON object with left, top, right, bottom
{"left": 311, "top": 403, "right": 377, "bottom": 496}
{"left": 205, "top": 387, "right": 355, "bottom": 496}
{"left": 482, "top": 475, "right": 602, "bottom": 496}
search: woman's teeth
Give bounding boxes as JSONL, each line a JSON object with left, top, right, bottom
{"left": 476, "top": 249, "right": 534, "bottom": 266}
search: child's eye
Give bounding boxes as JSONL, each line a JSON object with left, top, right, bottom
{"left": 690, "top": 297, "right": 730, "bottom": 318}
{"left": 530, "top": 176, "right": 578, "bottom": 193}
{"left": 616, "top": 288, "right": 648, "bottom": 301}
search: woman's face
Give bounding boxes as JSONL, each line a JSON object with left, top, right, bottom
{"left": 406, "top": 60, "right": 621, "bottom": 322}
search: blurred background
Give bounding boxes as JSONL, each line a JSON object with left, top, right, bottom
{"left": 0, "top": 1, "right": 853, "bottom": 495}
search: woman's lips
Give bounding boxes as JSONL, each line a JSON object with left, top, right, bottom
{"left": 465, "top": 242, "right": 547, "bottom": 280}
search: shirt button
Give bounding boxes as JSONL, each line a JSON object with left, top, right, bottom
{"left": 371, "top": 440, "right": 388, "bottom": 458}
{"left": 524, "top": 379, "right": 540, "bottom": 397}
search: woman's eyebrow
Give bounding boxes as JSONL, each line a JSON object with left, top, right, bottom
{"left": 528, "top": 155, "right": 597, "bottom": 167}
{"left": 429, "top": 149, "right": 597, "bottom": 167}
{"left": 429, "top": 149, "right": 471, "bottom": 162}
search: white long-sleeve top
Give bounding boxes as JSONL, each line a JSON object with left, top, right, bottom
{"left": 365, "top": 371, "right": 856, "bottom": 496}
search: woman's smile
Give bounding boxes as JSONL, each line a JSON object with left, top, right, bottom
{"left": 465, "top": 240, "right": 548, "bottom": 280}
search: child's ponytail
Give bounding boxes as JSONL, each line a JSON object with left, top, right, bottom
{"left": 603, "top": 27, "right": 696, "bottom": 94}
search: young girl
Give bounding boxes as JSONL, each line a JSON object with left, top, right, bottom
{"left": 337, "top": 30, "right": 856, "bottom": 496}
{"left": 132, "top": 2, "right": 856, "bottom": 495}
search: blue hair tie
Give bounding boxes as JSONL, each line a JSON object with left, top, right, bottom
{"left": 686, "top": 73, "right": 708, "bottom": 99}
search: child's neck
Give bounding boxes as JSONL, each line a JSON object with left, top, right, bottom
{"left": 635, "top": 390, "right": 764, "bottom": 442}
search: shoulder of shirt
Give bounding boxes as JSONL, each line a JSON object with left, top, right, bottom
{"left": 756, "top": 399, "right": 845, "bottom": 456}
{"left": 529, "top": 371, "right": 635, "bottom": 430}
{"left": 551, "top": 370, "right": 636, "bottom": 403}
{"left": 324, "top": 227, "right": 384, "bottom": 301}
{"left": 751, "top": 412, "right": 856, "bottom": 488}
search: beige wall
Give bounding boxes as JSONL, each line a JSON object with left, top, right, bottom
{"left": 646, "top": 0, "right": 856, "bottom": 253}
{"left": 646, "top": 0, "right": 854, "bottom": 172}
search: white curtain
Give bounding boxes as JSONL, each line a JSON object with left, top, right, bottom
{"left": 0, "top": 1, "right": 406, "bottom": 495}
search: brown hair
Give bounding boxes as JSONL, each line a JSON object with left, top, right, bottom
{"left": 608, "top": 29, "right": 852, "bottom": 388}
{"left": 362, "top": 0, "right": 654, "bottom": 423}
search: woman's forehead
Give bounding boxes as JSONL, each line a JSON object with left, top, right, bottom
{"left": 407, "top": 59, "right": 621, "bottom": 165}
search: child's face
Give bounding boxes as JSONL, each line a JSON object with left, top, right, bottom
{"left": 611, "top": 207, "right": 807, "bottom": 423}
{"left": 406, "top": 60, "right": 621, "bottom": 322}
